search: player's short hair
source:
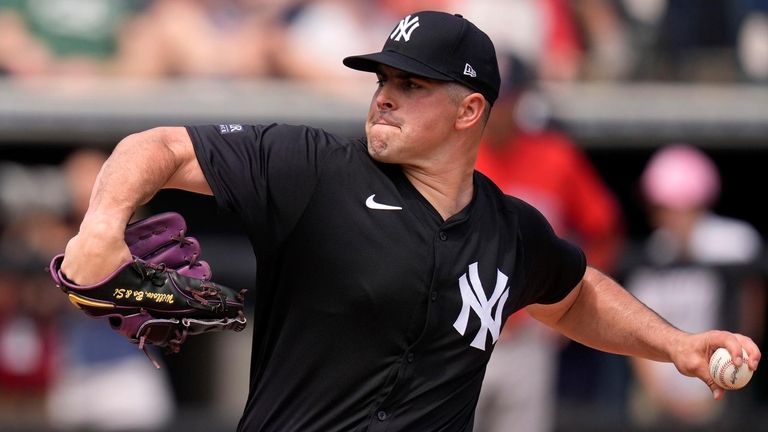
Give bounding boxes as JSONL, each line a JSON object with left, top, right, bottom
{"left": 445, "top": 82, "right": 492, "bottom": 125}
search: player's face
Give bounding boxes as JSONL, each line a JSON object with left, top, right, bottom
{"left": 365, "top": 66, "right": 461, "bottom": 164}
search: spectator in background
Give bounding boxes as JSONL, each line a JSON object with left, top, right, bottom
{"left": 624, "top": 144, "right": 764, "bottom": 429}
{"left": 0, "top": 160, "right": 81, "bottom": 429}
{"left": 473, "top": 56, "right": 624, "bottom": 432}
{"left": 0, "top": 149, "right": 175, "bottom": 430}
{"left": 272, "top": 0, "right": 383, "bottom": 86}
{"left": 458, "top": 0, "right": 584, "bottom": 82}
{"left": 458, "top": 0, "right": 632, "bottom": 81}
{"left": 273, "top": 0, "right": 458, "bottom": 91}
{"left": 622, "top": 0, "right": 768, "bottom": 82}
{"left": 0, "top": 0, "right": 285, "bottom": 79}
{"left": 0, "top": 0, "right": 145, "bottom": 77}
{"left": 0, "top": 156, "right": 79, "bottom": 430}
{"left": 569, "top": 0, "right": 635, "bottom": 80}
{"left": 115, "top": 0, "right": 283, "bottom": 78}
{"left": 0, "top": 6, "right": 49, "bottom": 76}
{"left": 734, "top": 0, "right": 768, "bottom": 82}
{"left": 0, "top": 237, "right": 61, "bottom": 430}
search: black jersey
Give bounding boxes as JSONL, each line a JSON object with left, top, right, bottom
{"left": 187, "top": 123, "right": 586, "bottom": 432}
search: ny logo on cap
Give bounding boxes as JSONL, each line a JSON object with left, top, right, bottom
{"left": 390, "top": 15, "right": 420, "bottom": 42}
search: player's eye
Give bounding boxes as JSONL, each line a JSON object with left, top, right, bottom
{"left": 403, "top": 79, "right": 422, "bottom": 91}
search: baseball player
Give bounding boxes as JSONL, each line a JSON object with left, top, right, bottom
{"left": 59, "top": 10, "right": 760, "bottom": 432}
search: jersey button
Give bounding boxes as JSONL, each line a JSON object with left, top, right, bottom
{"left": 431, "top": 291, "right": 438, "bottom": 301}
{"left": 407, "top": 353, "right": 414, "bottom": 363}
{"left": 439, "top": 231, "right": 447, "bottom": 241}
{"left": 377, "top": 411, "right": 387, "bottom": 421}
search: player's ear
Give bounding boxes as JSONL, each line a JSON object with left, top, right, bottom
{"left": 455, "top": 93, "right": 486, "bottom": 131}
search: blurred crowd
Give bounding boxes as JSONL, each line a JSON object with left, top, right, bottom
{"left": 0, "top": 149, "right": 178, "bottom": 431}
{"left": 1, "top": 0, "right": 767, "bottom": 431}
{"left": 0, "top": 0, "right": 767, "bottom": 84}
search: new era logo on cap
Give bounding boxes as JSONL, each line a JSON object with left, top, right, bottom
{"left": 343, "top": 11, "right": 501, "bottom": 105}
{"left": 464, "top": 63, "right": 477, "bottom": 78}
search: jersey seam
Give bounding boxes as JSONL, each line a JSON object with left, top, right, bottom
{"left": 276, "top": 137, "right": 358, "bottom": 248}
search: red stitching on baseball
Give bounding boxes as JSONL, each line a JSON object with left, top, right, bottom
{"left": 718, "top": 358, "right": 735, "bottom": 388}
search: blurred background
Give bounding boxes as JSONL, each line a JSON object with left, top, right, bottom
{"left": 0, "top": 0, "right": 767, "bottom": 431}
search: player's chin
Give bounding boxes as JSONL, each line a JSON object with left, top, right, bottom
{"left": 367, "top": 137, "right": 388, "bottom": 159}
{"left": 368, "top": 148, "right": 389, "bottom": 163}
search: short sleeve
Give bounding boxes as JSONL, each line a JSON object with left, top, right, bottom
{"left": 186, "top": 123, "right": 344, "bottom": 250}
{"left": 515, "top": 199, "right": 586, "bottom": 305}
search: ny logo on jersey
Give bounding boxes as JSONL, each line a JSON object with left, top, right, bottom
{"left": 453, "top": 262, "right": 510, "bottom": 351}
{"left": 390, "top": 15, "right": 420, "bottom": 42}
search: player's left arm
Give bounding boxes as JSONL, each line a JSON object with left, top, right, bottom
{"left": 526, "top": 266, "right": 761, "bottom": 399}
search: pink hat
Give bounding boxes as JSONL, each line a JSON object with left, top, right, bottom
{"left": 640, "top": 144, "right": 720, "bottom": 209}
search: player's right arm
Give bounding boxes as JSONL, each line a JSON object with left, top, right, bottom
{"left": 527, "top": 266, "right": 761, "bottom": 399}
{"left": 61, "top": 127, "right": 208, "bottom": 286}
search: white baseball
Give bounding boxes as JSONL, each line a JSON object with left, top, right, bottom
{"left": 709, "top": 347, "right": 753, "bottom": 390}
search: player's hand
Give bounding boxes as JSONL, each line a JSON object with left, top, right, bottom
{"left": 669, "top": 330, "right": 761, "bottom": 400}
{"left": 60, "top": 215, "right": 132, "bottom": 286}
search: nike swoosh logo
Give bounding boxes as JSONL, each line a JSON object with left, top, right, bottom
{"left": 365, "top": 194, "right": 402, "bottom": 211}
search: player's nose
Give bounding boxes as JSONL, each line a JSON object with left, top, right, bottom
{"left": 374, "top": 84, "right": 396, "bottom": 111}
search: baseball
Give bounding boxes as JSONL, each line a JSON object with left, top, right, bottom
{"left": 709, "top": 347, "right": 753, "bottom": 390}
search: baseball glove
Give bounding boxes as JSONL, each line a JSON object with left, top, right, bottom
{"left": 49, "top": 212, "right": 247, "bottom": 367}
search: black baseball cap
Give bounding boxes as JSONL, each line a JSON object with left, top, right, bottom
{"left": 343, "top": 11, "right": 501, "bottom": 105}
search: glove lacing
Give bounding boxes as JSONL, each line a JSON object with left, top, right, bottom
{"left": 170, "top": 233, "right": 207, "bottom": 274}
